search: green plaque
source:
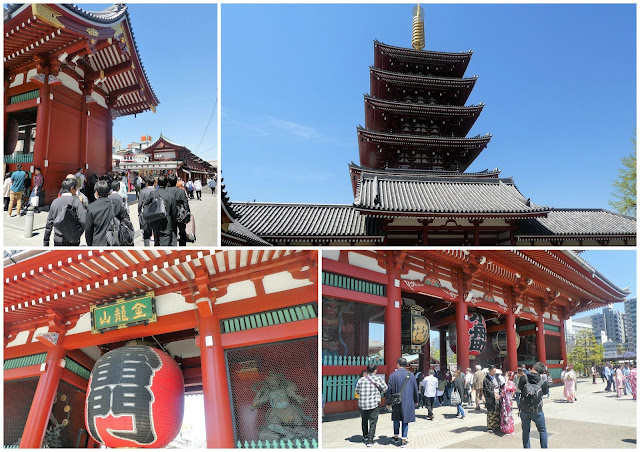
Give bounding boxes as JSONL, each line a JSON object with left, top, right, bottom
{"left": 90, "top": 291, "right": 157, "bottom": 334}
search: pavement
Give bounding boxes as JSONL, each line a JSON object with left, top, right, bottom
{"left": 2, "top": 189, "right": 218, "bottom": 247}
{"left": 322, "top": 378, "right": 636, "bottom": 449}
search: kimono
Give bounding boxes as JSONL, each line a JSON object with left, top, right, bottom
{"left": 563, "top": 370, "right": 576, "bottom": 402}
{"left": 500, "top": 380, "right": 516, "bottom": 434}
{"left": 615, "top": 368, "right": 625, "bottom": 397}
{"left": 629, "top": 368, "right": 637, "bottom": 399}
{"left": 483, "top": 374, "right": 500, "bottom": 431}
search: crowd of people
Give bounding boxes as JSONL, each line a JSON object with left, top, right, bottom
{"left": 354, "top": 358, "right": 637, "bottom": 449}
{"left": 594, "top": 362, "right": 637, "bottom": 399}
{"left": 3, "top": 166, "right": 211, "bottom": 246}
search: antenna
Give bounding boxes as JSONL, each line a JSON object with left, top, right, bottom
{"left": 412, "top": 4, "right": 425, "bottom": 50}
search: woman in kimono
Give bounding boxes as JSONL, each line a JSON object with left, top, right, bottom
{"left": 629, "top": 366, "right": 637, "bottom": 400}
{"left": 500, "top": 371, "right": 516, "bottom": 435}
{"left": 563, "top": 366, "right": 577, "bottom": 402}
{"left": 615, "top": 365, "right": 625, "bottom": 397}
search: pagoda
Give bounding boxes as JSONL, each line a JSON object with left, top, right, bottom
{"left": 228, "top": 5, "right": 636, "bottom": 246}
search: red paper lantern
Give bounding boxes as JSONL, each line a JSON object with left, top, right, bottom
{"left": 85, "top": 345, "right": 184, "bottom": 448}
{"left": 449, "top": 312, "right": 487, "bottom": 356}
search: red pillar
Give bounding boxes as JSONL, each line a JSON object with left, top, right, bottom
{"left": 197, "top": 302, "right": 236, "bottom": 448}
{"left": 20, "top": 335, "right": 66, "bottom": 448}
{"left": 455, "top": 286, "right": 470, "bottom": 371}
{"left": 505, "top": 289, "right": 518, "bottom": 371}
{"left": 559, "top": 310, "right": 568, "bottom": 366}
{"left": 384, "top": 252, "right": 402, "bottom": 369}
{"left": 418, "top": 339, "right": 430, "bottom": 374}
{"left": 536, "top": 304, "right": 547, "bottom": 364}
{"left": 439, "top": 330, "right": 448, "bottom": 372}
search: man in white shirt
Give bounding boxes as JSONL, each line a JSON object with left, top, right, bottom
{"left": 420, "top": 369, "right": 438, "bottom": 420}
{"left": 464, "top": 368, "right": 474, "bottom": 406}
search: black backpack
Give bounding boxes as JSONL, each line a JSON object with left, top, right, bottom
{"left": 521, "top": 377, "right": 544, "bottom": 412}
{"left": 105, "top": 199, "right": 134, "bottom": 246}
{"left": 52, "top": 199, "right": 84, "bottom": 243}
{"left": 176, "top": 199, "right": 191, "bottom": 224}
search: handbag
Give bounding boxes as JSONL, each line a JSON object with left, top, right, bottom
{"left": 386, "top": 373, "right": 411, "bottom": 406}
{"left": 451, "top": 388, "right": 461, "bottom": 405}
{"left": 29, "top": 190, "right": 39, "bottom": 207}
{"left": 143, "top": 191, "right": 168, "bottom": 223}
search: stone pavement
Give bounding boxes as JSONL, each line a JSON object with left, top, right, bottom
{"left": 3, "top": 190, "right": 218, "bottom": 247}
{"left": 322, "top": 378, "right": 636, "bottom": 449}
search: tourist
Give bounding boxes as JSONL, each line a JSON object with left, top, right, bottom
{"left": 452, "top": 369, "right": 465, "bottom": 419}
{"left": 42, "top": 178, "right": 87, "bottom": 246}
{"left": 75, "top": 167, "right": 85, "bottom": 192}
{"left": 500, "top": 371, "right": 516, "bottom": 435}
{"left": 482, "top": 365, "right": 500, "bottom": 433}
{"left": 386, "top": 357, "right": 419, "bottom": 448}
{"left": 623, "top": 363, "right": 631, "bottom": 395}
{"left": 7, "top": 163, "right": 27, "bottom": 217}
{"left": 85, "top": 180, "right": 128, "bottom": 246}
{"left": 436, "top": 376, "right": 446, "bottom": 406}
{"left": 110, "top": 180, "right": 127, "bottom": 209}
{"left": 615, "top": 365, "right": 625, "bottom": 398}
{"left": 167, "top": 174, "right": 191, "bottom": 246}
{"left": 31, "top": 168, "right": 44, "bottom": 213}
{"left": 628, "top": 365, "right": 637, "bottom": 400}
{"left": 420, "top": 369, "right": 438, "bottom": 420}
{"left": 86, "top": 173, "right": 97, "bottom": 203}
{"left": 496, "top": 369, "right": 506, "bottom": 387}
{"left": 208, "top": 177, "right": 216, "bottom": 194}
{"left": 464, "top": 368, "right": 473, "bottom": 406}
{"left": 540, "top": 371, "right": 550, "bottom": 398}
{"left": 143, "top": 174, "right": 177, "bottom": 246}
{"left": 514, "top": 368, "right": 524, "bottom": 409}
{"left": 194, "top": 178, "right": 203, "bottom": 200}
{"left": 3, "top": 172, "right": 12, "bottom": 211}
{"left": 473, "top": 364, "right": 485, "bottom": 409}
{"left": 519, "top": 361, "right": 549, "bottom": 448}
{"left": 138, "top": 176, "right": 157, "bottom": 246}
{"left": 562, "top": 366, "right": 577, "bottom": 403}
{"left": 355, "top": 364, "right": 387, "bottom": 447}
{"left": 414, "top": 370, "right": 424, "bottom": 408}
{"left": 134, "top": 172, "right": 142, "bottom": 201}
{"left": 186, "top": 179, "right": 195, "bottom": 199}
{"left": 604, "top": 364, "right": 613, "bottom": 391}
{"left": 592, "top": 365, "right": 597, "bottom": 384}
{"left": 20, "top": 171, "right": 31, "bottom": 212}
{"left": 118, "top": 176, "right": 129, "bottom": 209}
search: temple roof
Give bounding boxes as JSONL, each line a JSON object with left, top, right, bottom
{"left": 370, "top": 67, "right": 477, "bottom": 87}
{"left": 353, "top": 173, "right": 549, "bottom": 216}
{"left": 348, "top": 162, "right": 501, "bottom": 178}
{"left": 230, "top": 203, "right": 384, "bottom": 242}
{"left": 364, "top": 95, "right": 484, "bottom": 116}
{"left": 358, "top": 127, "right": 492, "bottom": 146}
{"left": 516, "top": 209, "right": 637, "bottom": 240}
{"left": 374, "top": 41, "right": 472, "bottom": 77}
{"left": 220, "top": 181, "right": 270, "bottom": 246}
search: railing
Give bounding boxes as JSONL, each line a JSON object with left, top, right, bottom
{"left": 236, "top": 439, "right": 318, "bottom": 448}
{"left": 4, "top": 153, "right": 34, "bottom": 164}
{"left": 323, "top": 374, "right": 359, "bottom": 402}
{"left": 547, "top": 360, "right": 562, "bottom": 365}
{"left": 548, "top": 368, "right": 563, "bottom": 380}
{"left": 322, "top": 355, "right": 384, "bottom": 366}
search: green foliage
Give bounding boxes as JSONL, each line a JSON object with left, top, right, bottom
{"left": 568, "top": 330, "right": 604, "bottom": 375}
{"left": 609, "top": 132, "right": 636, "bottom": 217}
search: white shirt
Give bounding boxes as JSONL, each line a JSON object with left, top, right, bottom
{"left": 464, "top": 372, "right": 474, "bottom": 386}
{"left": 421, "top": 375, "right": 438, "bottom": 397}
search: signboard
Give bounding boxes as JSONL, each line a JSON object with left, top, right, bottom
{"left": 91, "top": 292, "right": 157, "bottom": 334}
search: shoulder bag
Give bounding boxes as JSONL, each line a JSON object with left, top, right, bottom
{"left": 386, "top": 373, "right": 411, "bottom": 406}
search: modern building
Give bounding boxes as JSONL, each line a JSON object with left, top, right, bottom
{"left": 3, "top": 250, "right": 318, "bottom": 448}
{"left": 226, "top": 6, "right": 636, "bottom": 246}
{"left": 321, "top": 250, "right": 629, "bottom": 414}
{"left": 591, "top": 306, "right": 626, "bottom": 344}
{"left": 4, "top": 4, "right": 158, "bottom": 204}
{"left": 564, "top": 317, "right": 594, "bottom": 352}
{"left": 624, "top": 298, "right": 636, "bottom": 354}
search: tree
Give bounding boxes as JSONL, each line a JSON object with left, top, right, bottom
{"left": 616, "top": 343, "right": 626, "bottom": 358}
{"left": 609, "top": 133, "right": 636, "bottom": 217}
{"left": 568, "top": 330, "right": 604, "bottom": 375}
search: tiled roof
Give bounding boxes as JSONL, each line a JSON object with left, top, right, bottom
{"left": 374, "top": 41, "right": 473, "bottom": 58}
{"left": 230, "top": 203, "right": 384, "bottom": 241}
{"left": 348, "top": 162, "right": 501, "bottom": 178}
{"left": 370, "top": 67, "right": 478, "bottom": 86}
{"left": 516, "top": 209, "right": 637, "bottom": 238}
{"left": 353, "top": 173, "right": 548, "bottom": 215}
{"left": 223, "top": 222, "right": 272, "bottom": 246}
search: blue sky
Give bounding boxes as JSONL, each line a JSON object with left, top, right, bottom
{"left": 222, "top": 4, "right": 636, "bottom": 209}
{"left": 78, "top": 4, "right": 217, "bottom": 161}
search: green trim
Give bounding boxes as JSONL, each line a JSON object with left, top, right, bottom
{"left": 4, "top": 153, "right": 34, "bottom": 164}
{"left": 516, "top": 324, "right": 536, "bottom": 333}
{"left": 221, "top": 303, "right": 317, "bottom": 334}
{"left": 3, "top": 353, "right": 47, "bottom": 370}
{"left": 9, "top": 89, "right": 39, "bottom": 104}
{"left": 548, "top": 368, "right": 563, "bottom": 379}
{"left": 64, "top": 357, "right": 90, "bottom": 380}
{"left": 322, "top": 374, "right": 361, "bottom": 403}
{"left": 544, "top": 324, "right": 560, "bottom": 332}
{"left": 322, "top": 355, "right": 383, "bottom": 366}
{"left": 236, "top": 439, "right": 318, "bottom": 448}
{"left": 322, "top": 272, "right": 386, "bottom": 296}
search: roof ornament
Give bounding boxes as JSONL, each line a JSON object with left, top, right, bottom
{"left": 411, "top": 4, "right": 425, "bottom": 50}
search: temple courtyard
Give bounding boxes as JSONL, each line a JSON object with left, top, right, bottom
{"left": 322, "top": 378, "right": 636, "bottom": 449}
{"left": 3, "top": 190, "right": 218, "bottom": 246}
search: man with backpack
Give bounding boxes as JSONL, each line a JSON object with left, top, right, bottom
{"left": 138, "top": 175, "right": 156, "bottom": 246}
{"left": 43, "top": 178, "right": 86, "bottom": 246}
{"left": 518, "top": 361, "right": 549, "bottom": 448}
{"left": 85, "top": 180, "right": 128, "bottom": 246}
{"left": 142, "top": 174, "right": 177, "bottom": 246}
{"left": 386, "top": 357, "right": 419, "bottom": 448}
{"left": 166, "top": 174, "right": 191, "bottom": 246}
{"left": 355, "top": 364, "right": 388, "bottom": 447}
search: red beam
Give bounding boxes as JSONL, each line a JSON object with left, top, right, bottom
{"left": 322, "top": 285, "right": 387, "bottom": 307}
{"left": 429, "top": 314, "right": 457, "bottom": 329}
{"left": 323, "top": 258, "right": 388, "bottom": 285}
{"left": 67, "top": 348, "right": 96, "bottom": 370}
{"left": 3, "top": 364, "right": 41, "bottom": 381}
{"left": 6, "top": 97, "right": 38, "bottom": 113}
{"left": 4, "top": 341, "right": 47, "bottom": 360}
{"left": 215, "top": 285, "right": 317, "bottom": 319}
{"left": 61, "top": 368, "right": 88, "bottom": 391}
{"left": 322, "top": 365, "right": 388, "bottom": 376}
{"left": 221, "top": 318, "right": 317, "bottom": 349}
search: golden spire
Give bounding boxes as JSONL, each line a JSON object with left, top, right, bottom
{"left": 412, "top": 4, "right": 425, "bottom": 50}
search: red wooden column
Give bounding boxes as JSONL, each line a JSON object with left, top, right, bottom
{"left": 439, "top": 330, "right": 448, "bottom": 371}
{"left": 455, "top": 299, "right": 470, "bottom": 371}
{"left": 536, "top": 302, "right": 547, "bottom": 364}
{"left": 418, "top": 340, "right": 430, "bottom": 374}
{"left": 195, "top": 274, "right": 235, "bottom": 449}
{"left": 559, "top": 308, "right": 568, "bottom": 365}
{"left": 20, "top": 327, "right": 67, "bottom": 448}
{"left": 505, "top": 289, "right": 518, "bottom": 371}
{"left": 384, "top": 251, "right": 402, "bottom": 369}
{"left": 32, "top": 57, "right": 51, "bottom": 176}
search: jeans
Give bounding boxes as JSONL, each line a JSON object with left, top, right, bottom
{"left": 360, "top": 406, "right": 379, "bottom": 441}
{"left": 456, "top": 403, "right": 465, "bottom": 417}
{"left": 393, "top": 421, "right": 409, "bottom": 439}
{"left": 605, "top": 376, "right": 612, "bottom": 391}
{"left": 515, "top": 392, "right": 521, "bottom": 408}
{"left": 521, "top": 410, "right": 548, "bottom": 448}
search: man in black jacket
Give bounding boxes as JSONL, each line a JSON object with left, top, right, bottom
{"left": 138, "top": 175, "right": 156, "bottom": 246}
{"left": 482, "top": 365, "right": 500, "bottom": 433}
{"left": 519, "top": 361, "right": 549, "bottom": 448}
{"left": 166, "top": 174, "right": 190, "bottom": 246}
{"left": 43, "top": 179, "right": 86, "bottom": 246}
{"left": 143, "top": 174, "right": 177, "bottom": 246}
{"left": 85, "top": 180, "right": 128, "bottom": 246}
